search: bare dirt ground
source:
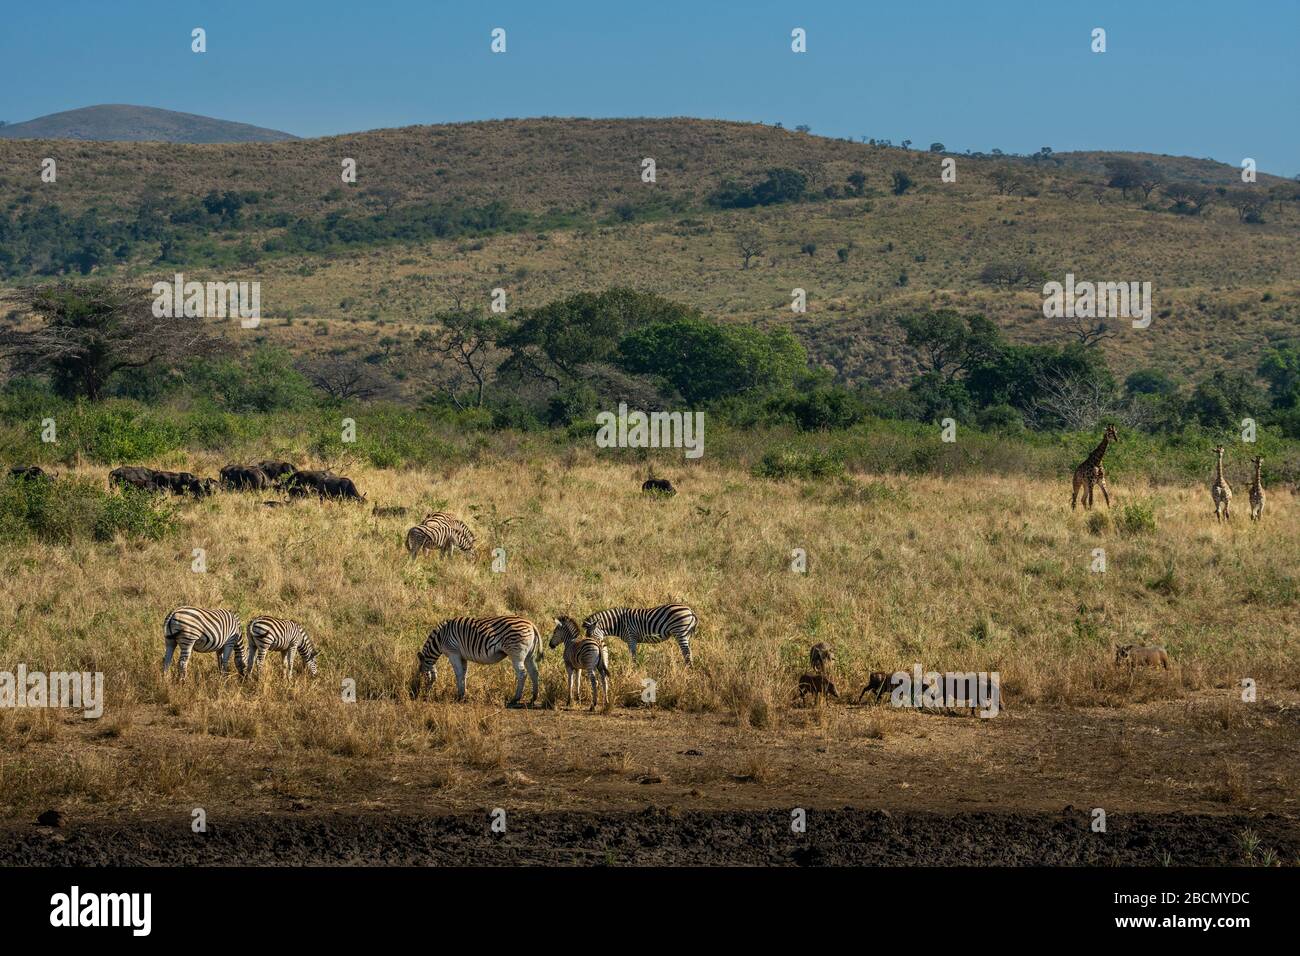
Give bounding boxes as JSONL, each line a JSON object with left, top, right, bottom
{"left": 3, "top": 688, "right": 1297, "bottom": 865}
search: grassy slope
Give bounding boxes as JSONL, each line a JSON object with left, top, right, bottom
{"left": 2, "top": 118, "right": 1297, "bottom": 391}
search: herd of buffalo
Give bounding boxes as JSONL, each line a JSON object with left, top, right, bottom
{"left": 7, "top": 461, "right": 366, "bottom": 501}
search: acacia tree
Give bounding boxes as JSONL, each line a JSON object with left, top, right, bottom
{"left": 431, "top": 309, "right": 507, "bottom": 408}
{"left": 0, "top": 281, "right": 216, "bottom": 400}
{"left": 734, "top": 227, "right": 765, "bottom": 270}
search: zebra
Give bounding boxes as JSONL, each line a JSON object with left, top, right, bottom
{"left": 247, "top": 616, "right": 319, "bottom": 678}
{"left": 405, "top": 512, "right": 475, "bottom": 556}
{"left": 410, "top": 616, "right": 542, "bottom": 706}
{"left": 162, "top": 607, "right": 245, "bottom": 679}
{"left": 549, "top": 616, "right": 610, "bottom": 710}
{"left": 583, "top": 604, "right": 698, "bottom": 667}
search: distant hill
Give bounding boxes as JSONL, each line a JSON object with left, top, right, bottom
{"left": 0, "top": 105, "right": 298, "bottom": 144}
{"left": 0, "top": 116, "right": 1295, "bottom": 394}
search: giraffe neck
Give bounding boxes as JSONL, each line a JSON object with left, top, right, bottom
{"left": 1216, "top": 454, "right": 1225, "bottom": 481}
{"left": 1089, "top": 436, "right": 1110, "bottom": 465}
{"left": 1253, "top": 462, "right": 1262, "bottom": 485}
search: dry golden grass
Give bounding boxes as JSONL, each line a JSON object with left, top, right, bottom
{"left": 1, "top": 453, "right": 1297, "bottom": 816}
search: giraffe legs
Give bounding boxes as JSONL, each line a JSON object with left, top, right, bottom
{"left": 1097, "top": 477, "right": 1111, "bottom": 508}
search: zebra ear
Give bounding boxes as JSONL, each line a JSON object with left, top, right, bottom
{"left": 554, "top": 618, "right": 562, "bottom": 626}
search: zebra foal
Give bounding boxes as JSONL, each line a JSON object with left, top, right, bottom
{"left": 550, "top": 616, "right": 610, "bottom": 710}
{"left": 247, "top": 616, "right": 319, "bottom": 678}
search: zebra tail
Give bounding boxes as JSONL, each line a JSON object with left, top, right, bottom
{"left": 534, "top": 626, "right": 544, "bottom": 662}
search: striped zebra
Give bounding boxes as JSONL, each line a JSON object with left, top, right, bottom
{"left": 247, "top": 616, "right": 319, "bottom": 678}
{"left": 583, "top": 604, "right": 698, "bottom": 666}
{"left": 162, "top": 607, "right": 245, "bottom": 679}
{"left": 405, "top": 512, "right": 475, "bottom": 556}
{"left": 549, "top": 616, "right": 610, "bottom": 710}
{"left": 410, "top": 615, "right": 542, "bottom": 706}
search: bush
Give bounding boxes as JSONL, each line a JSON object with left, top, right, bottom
{"left": 71, "top": 404, "right": 186, "bottom": 463}
{"left": 0, "top": 475, "right": 177, "bottom": 544}
{"left": 1116, "top": 501, "right": 1156, "bottom": 536}
{"left": 1085, "top": 511, "right": 1111, "bottom": 535}
{"left": 752, "top": 449, "right": 845, "bottom": 481}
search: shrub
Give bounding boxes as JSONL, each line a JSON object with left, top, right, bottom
{"left": 0, "top": 475, "right": 177, "bottom": 544}
{"left": 752, "top": 449, "right": 845, "bottom": 481}
{"left": 1085, "top": 511, "right": 1111, "bottom": 535}
{"left": 1116, "top": 501, "right": 1156, "bottom": 536}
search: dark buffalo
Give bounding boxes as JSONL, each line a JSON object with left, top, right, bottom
{"left": 284, "top": 469, "right": 333, "bottom": 497}
{"left": 110, "top": 466, "right": 163, "bottom": 492}
{"left": 320, "top": 475, "right": 365, "bottom": 501}
{"left": 9, "top": 466, "right": 52, "bottom": 481}
{"left": 642, "top": 478, "right": 676, "bottom": 496}
{"left": 253, "top": 459, "right": 298, "bottom": 483}
{"left": 155, "top": 471, "right": 215, "bottom": 498}
{"left": 220, "top": 464, "right": 270, "bottom": 491}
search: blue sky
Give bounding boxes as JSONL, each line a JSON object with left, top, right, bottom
{"left": 2, "top": 0, "right": 1297, "bottom": 174}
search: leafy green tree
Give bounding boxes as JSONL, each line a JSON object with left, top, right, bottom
{"left": 498, "top": 289, "right": 697, "bottom": 388}
{"left": 617, "top": 318, "right": 806, "bottom": 404}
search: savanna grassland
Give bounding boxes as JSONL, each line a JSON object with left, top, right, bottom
{"left": 2, "top": 447, "right": 1298, "bottom": 863}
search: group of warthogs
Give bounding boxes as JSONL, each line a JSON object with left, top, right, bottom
{"left": 5, "top": 460, "right": 365, "bottom": 501}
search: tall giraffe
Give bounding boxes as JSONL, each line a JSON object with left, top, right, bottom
{"left": 1248, "top": 455, "right": 1265, "bottom": 522}
{"left": 1071, "top": 424, "right": 1117, "bottom": 510}
{"left": 1211, "top": 445, "right": 1233, "bottom": 522}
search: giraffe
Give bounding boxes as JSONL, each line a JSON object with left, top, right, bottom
{"left": 1071, "top": 424, "right": 1117, "bottom": 510}
{"left": 1211, "top": 445, "right": 1233, "bottom": 522}
{"left": 1248, "top": 455, "right": 1265, "bottom": 522}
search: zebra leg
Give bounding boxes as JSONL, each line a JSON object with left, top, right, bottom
{"left": 506, "top": 654, "right": 527, "bottom": 707}
{"left": 677, "top": 635, "right": 692, "bottom": 667}
{"left": 449, "top": 653, "right": 468, "bottom": 701}
{"left": 176, "top": 641, "right": 194, "bottom": 680}
{"left": 565, "top": 666, "right": 575, "bottom": 707}
{"left": 162, "top": 637, "right": 176, "bottom": 674}
{"left": 524, "top": 652, "right": 539, "bottom": 706}
{"left": 627, "top": 639, "right": 638, "bottom": 665}
{"left": 284, "top": 647, "right": 296, "bottom": 679}
{"left": 587, "top": 669, "right": 599, "bottom": 712}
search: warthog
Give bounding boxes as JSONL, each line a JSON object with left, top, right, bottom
{"left": 797, "top": 673, "right": 839, "bottom": 704}
{"left": 856, "top": 671, "right": 896, "bottom": 704}
{"left": 1114, "top": 644, "right": 1169, "bottom": 670}
{"left": 9, "top": 466, "right": 53, "bottom": 481}
{"left": 372, "top": 505, "right": 408, "bottom": 518}
{"left": 641, "top": 478, "right": 676, "bottom": 495}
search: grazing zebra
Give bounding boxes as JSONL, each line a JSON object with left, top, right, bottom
{"left": 247, "top": 616, "right": 319, "bottom": 678}
{"left": 550, "top": 616, "right": 610, "bottom": 710}
{"left": 405, "top": 512, "right": 475, "bottom": 556}
{"left": 410, "top": 616, "right": 542, "bottom": 706}
{"left": 583, "top": 604, "right": 698, "bottom": 667}
{"left": 162, "top": 607, "right": 245, "bottom": 679}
